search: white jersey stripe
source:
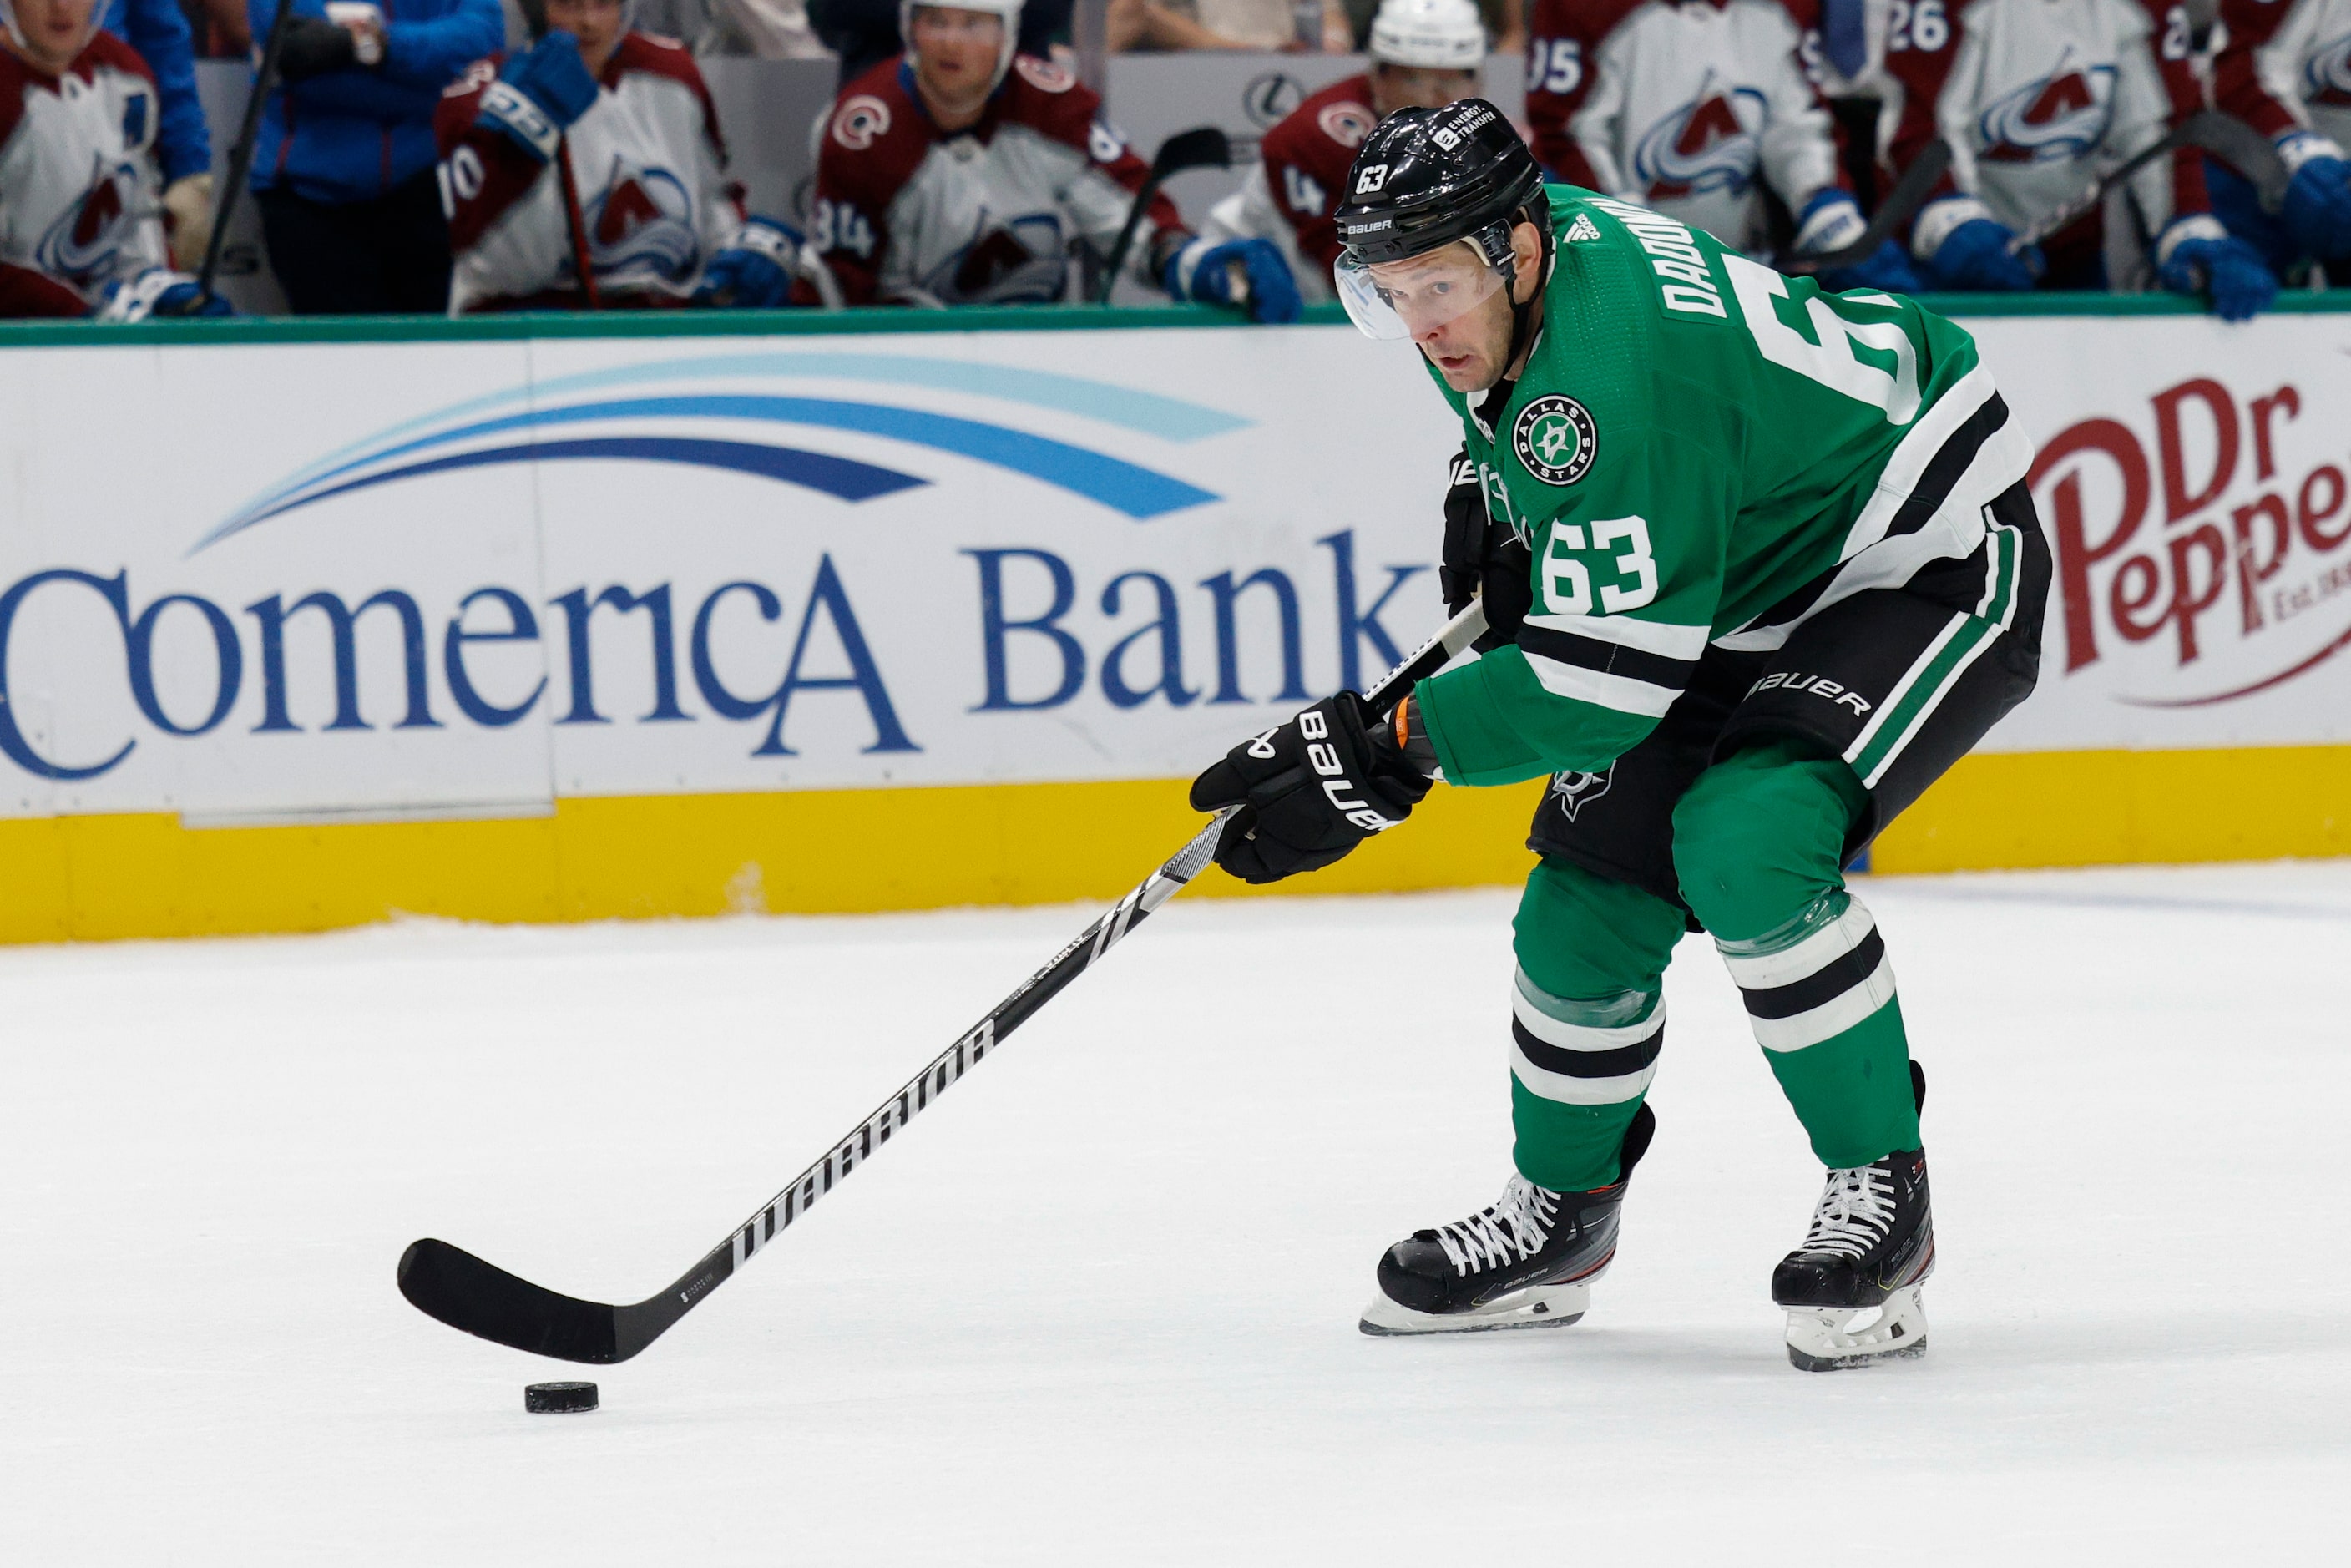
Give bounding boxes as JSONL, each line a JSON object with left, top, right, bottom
{"left": 1522, "top": 651, "right": 1682, "bottom": 716}
{"left": 1839, "top": 362, "right": 2001, "bottom": 561}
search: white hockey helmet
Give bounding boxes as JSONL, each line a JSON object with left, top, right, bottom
{"left": 901, "top": 0, "right": 1024, "bottom": 92}
{"left": 1368, "top": 0, "right": 1486, "bottom": 71}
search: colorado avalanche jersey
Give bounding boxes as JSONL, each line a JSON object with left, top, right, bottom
{"left": 1878, "top": 0, "right": 2210, "bottom": 272}
{"left": 808, "top": 54, "right": 1184, "bottom": 306}
{"left": 1524, "top": 0, "right": 1846, "bottom": 255}
{"left": 0, "top": 35, "right": 169, "bottom": 317}
{"left": 2214, "top": 0, "right": 2351, "bottom": 148}
{"left": 1201, "top": 73, "right": 1377, "bottom": 303}
{"left": 436, "top": 33, "right": 739, "bottom": 313}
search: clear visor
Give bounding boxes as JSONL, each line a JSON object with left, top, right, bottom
{"left": 1334, "top": 240, "right": 1507, "bottom": 341}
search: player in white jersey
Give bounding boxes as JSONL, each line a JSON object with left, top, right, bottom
{"left": 437, "top": 0, "right": 802, "bottom": 313}
{"left": 1524, "top": 0, "right": 1917, "bottom": 291}
{"left": 805, "top": 0, "right": 1299, "bottom": 316}
{"left": 2209, "top": 0, "right": 2351, "bottom": 276}
{"left": 0, "top": 0, "right": 226, "bottom": 317}
{"left": 1877, "top": 0, "right": 2273, "bottom": 316}
{"left": 1199, "top": 0, "right": 1487, "bottom": 305}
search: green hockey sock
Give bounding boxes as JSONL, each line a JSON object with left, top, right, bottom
{"left": 1507, "top": 857, "right": 1684, "bottom": 1191}
{"left": 1674, "top": 741, "right": 1921, "bottom": 1166}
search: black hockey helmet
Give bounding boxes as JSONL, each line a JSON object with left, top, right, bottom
{"left": 1332, "top": 99, "right": 1551, "bottom": 355}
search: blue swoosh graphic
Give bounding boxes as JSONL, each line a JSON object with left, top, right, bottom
{"left": 229, "top": 438, "right": 928, "bottom": 529}
{"left": 225, "top": 350, "right": 1248, "bottom": 529}
{"left": 203, "top": 394, "right": 1217, "bottom": 549}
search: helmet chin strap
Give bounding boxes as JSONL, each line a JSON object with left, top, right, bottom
{"left": 1499, "top": 217, "right": 1555, "bottom": 382}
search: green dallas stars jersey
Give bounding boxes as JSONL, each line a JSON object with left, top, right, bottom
{"left": 1412, "top": 189, "right": 2033, "bottom": 788}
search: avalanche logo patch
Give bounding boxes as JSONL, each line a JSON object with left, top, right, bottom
{"left": 1513, "top": 395, "right": 1596, "bottom": 486}
{"left": 1016, "top": 55, "right": 1076, "bottom": 93}
{"left": 832, "top": 94, "right": 892, "bottom": 150}
{"left": 1318, "top": 100, "right": 1374, "bottom": 149}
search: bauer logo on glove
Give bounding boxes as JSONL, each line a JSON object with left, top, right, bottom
{"left": 1190, "top": 692, "right": 1433, "bottom": 884}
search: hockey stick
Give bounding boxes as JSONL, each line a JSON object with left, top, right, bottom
{"left": 196, "top": 0, "right": 301, "bottom": 307}
{"left": 1781, "top": 139, "right": 1953, "bottom": 276}
{"left": 1095, "top": 125, "right": 1231, "bottom": 304}
{"left": 2009, "top": 110, "right": 2286, "bottom": 251}
{"left": 397, "top": 598, "right": 1492, "bottom": 1363}
{"left": 556, "top": 135, "right": 603, "bottom": 310}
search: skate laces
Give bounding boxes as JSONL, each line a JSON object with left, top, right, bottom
{"left": 1800, "top": 1162, "right": 1898, "bottom": 1260}
{"left": 1433, "top": 1176, "right": 1559, "bottom": 1275}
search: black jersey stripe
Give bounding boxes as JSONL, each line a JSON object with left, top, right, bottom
{"left": 1738, "top": 561, "right": 1842, "bottom": 640}
{"left": 1511, "top": 1016, "right": 1664, "bottom": 1079}
{"left": 1727, "top": 391, "right": 2013, "bottom": 644}
{"left": 1518, "top": 623, "right": 1698, "bottom": 691}
{"left": 1883, "top": 393, "right": 2011, "bottom": 541}
{"left": 1737, "top": 928, "right": 1887, "bottom": 1020}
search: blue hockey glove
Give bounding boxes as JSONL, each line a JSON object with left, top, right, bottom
{"left": 1165, "top": 235, "right": 1302, "bottom": 325}
{"left": 479, "top": 32, "right": 599, "bottom": 164}
{"left": 2156, "top": 217, "right": 2278, "bottom": 321}
{"left": 1791, "top": 189, "right": 1922, "bottom": 293}
{"left": 1919, "top": 210, "right": 2041, "bottom": 291}
{"left": 2275, "top": 130, "right": 2351, "bottom": 260}
{"left": 1787, "top": 190, "right": 1918, "bottom": 293}
{"left": 694, "top": 218, "right": 806, "bottom": 308}
{"left": 90, "top": 269, "right": 234, "bottom": 322}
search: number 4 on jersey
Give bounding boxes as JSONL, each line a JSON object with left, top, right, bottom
{"left": 1282, "top": 166, "right": 1326, "bottom": 218}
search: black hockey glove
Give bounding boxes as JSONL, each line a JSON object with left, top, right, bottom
{"left": 276, "top": 18, "right": 361, "bottom": 81}
{"left": 1189, "top": 692, "right": 1434, "bottom": 884}
{"left": 1438, "top": 448, "right": 1532, "bottom": 651}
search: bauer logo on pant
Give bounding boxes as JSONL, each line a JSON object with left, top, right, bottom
{"left": 1514, "top": 395, "right": 1597, "bottom": 486}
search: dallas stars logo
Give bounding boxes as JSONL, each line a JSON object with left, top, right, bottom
{"left": 1512, "top": 394, "right": 1597, "bottom": 486}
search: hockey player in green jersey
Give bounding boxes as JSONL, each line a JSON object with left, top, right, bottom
{"left": 1188, "top": 100, "right": 2050, "bottom": 1370}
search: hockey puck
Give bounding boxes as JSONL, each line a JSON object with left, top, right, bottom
{"left": 524, "top": 1381, "right": 598, "bottom": 1414}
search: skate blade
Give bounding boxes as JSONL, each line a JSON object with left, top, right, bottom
{"left": 1782, "top": 1287, "right": 1928, "bottom": 1372}
{"left": 1358, "top": 1281, "right": 1590, "bottom": 1337}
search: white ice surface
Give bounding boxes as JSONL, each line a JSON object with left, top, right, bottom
{"left": 5, "top": 862, "right": 2348, "bottom": 1565}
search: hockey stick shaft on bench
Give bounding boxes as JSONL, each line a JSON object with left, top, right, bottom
{"left": 2010, "top": 110, "right": 2284, "bottom": 251}
{"left": 397, "top": 598, "right": 1492, "bottom": 1364}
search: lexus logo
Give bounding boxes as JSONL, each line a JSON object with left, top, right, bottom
{"left": 1244, "top": 72, "right": 1304, "bottom": 128}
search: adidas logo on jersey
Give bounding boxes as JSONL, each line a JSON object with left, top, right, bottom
{"left": 1565, "top": 214, "right": 1602, "bottom": 242}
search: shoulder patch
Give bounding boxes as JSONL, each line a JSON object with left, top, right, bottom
{"left": 832, "top": 94, "right": 892, "bottom": 150}
{"left": 1513, "top": 395, "right": 1598, "bottom": 486}
{"left": 1317, "top": 100, "right": 1374, "bottom": 149}
{"left": 1565, "top": 213, "right": 1602, "bottom": 242}
{"left": 1014, "top": 55, "right": 1075, "bottom": 93}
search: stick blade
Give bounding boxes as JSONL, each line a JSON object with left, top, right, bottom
{"left": 397, "top": 1238, "right": 627, "bottom": 1364}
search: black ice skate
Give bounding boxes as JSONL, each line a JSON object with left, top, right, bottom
{"left": 1359, "top": 1104, "right": 1653, "bottom": 1336}
{"left": 1773, "top": 1147, "right": 1934, "bottom": 1371}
